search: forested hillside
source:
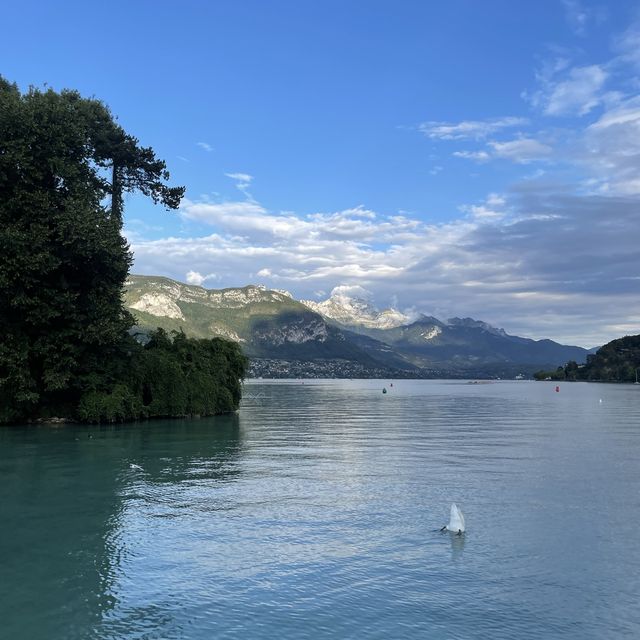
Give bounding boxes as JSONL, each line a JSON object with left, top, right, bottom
{"left": 535, "top": 335, "right": 640, "bottom": 383}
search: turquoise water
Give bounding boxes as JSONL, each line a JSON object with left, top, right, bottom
{"left": 1, "top": 379, "right": 639, "bottom": 639}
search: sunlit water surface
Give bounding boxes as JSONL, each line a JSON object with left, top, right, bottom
{"left": 1, "top": 380, "right": 639, "bottom": 639}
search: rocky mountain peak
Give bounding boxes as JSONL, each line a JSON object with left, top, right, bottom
{"left": 447, "top": 317, "right": 508, "bottom": 337}
{"left": 301, "top": 285, "right": 415, "bottom": 329}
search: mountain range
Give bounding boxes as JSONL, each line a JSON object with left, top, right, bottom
{"left": 124, "top": 275, "right": 590, "bottom": 378}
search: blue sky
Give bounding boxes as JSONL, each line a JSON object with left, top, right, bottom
{"left": 2, "top": 0, "right": 640, "bottom": 346}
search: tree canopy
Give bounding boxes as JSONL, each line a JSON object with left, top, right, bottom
{"left": 0, "top": 78, "right": 246, "bottom": 423}
{"left": 534, "top": 334, "right": 640, "bottom": 383}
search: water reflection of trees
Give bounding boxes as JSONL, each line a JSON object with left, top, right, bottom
{"left": 0, "top": 415, "right": 242, "bottom": 640}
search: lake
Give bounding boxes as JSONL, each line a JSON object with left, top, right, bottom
{"left": 1, "top": 379, "right": 639, "bottom": 639}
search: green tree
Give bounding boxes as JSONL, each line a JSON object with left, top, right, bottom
{"left": 77, "top": 330, "right": 248, "bottom": 423}
{"left": 0, "top": 78, "right": 185, "bottom": 421}
{"left": 564, "top": 360, "right": 579, "bottom": 381}
{"left": 576, "top": 335, "right": 640, "bottom": 382}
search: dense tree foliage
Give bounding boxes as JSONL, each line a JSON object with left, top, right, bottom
{"left": 534, "top": 335, "right": 640, "bottom": 383}
{"left": 77, "top": 330, "right": 248, "bottom": 423}
{"left": 0, "top": 78, "right": 246, "bottom": 423}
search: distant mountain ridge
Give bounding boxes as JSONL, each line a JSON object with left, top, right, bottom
{"left": 446, "top": 317, "right": 509, "bottom": 338}
{"left": 301, "top": 289, "right": 513, "bottom": 338}
{"left": 124, "top": 275, "right": 589, "bottom": 378}
{"left": 299, "top": 291, "right": 588, "bottom": 370}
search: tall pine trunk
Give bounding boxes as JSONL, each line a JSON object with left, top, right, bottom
{"left": 111, "top": 161, "right": 121, "bottom": 221}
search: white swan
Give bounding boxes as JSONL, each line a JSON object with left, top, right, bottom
{"left": 441, "top": 503, "right": 465, "bottom": 534}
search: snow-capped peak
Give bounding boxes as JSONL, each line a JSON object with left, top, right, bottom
{"left": 301, "top": 285, "right": 414, "bottom": 329}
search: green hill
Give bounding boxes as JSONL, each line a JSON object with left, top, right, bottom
{"left": 534, "top": 334, "right": 640, "bottom": 383}
{"left": 125, "top": 275, "right": 304, "bottom": 344}
{"left": 578, "top": 335, "right": 640, "bottom": 382}
{"left": 124, "top": 276, "right": 417, "bottom": 375}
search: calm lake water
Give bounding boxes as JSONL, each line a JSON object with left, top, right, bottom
{"left": 1, "top": 379, "right": 639, "bottom": 639}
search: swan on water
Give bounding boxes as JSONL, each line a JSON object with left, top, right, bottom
{"left": 440, "top": 503, "right": 465, "bottom": 535}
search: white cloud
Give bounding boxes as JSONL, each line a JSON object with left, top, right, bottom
{"left": 510, "top": 25, "right": 640, "bottom": 194}
{"left": 453, "top": 150, "right": 491, "bottom": 162}
{"left": 186, "top": 270, "right": 205, "bottom": 285}
{"left": 562, "top": 0, "right": 591, "bottom": 36}
{"left": 181, "top": 200, "right": 270, "bottom": 228}
{"left": 548, "top": 65, "right": 607, "bottom": 115}
{"left": 419, "top": 117, "right": 528, "bottom": 140}
{"left": 325, "top": 205, "right": 377, "bottom": 220}
{"left": 530, "top": 64, "right": 608, "bottom": 116}
{"left": 196, "top": 142, "right": 214, "bottom": 152}
{"left": 454, "top": 140, "right": 552, "bottom": 165}
{"left": 186, "top": 270, "right": 217, "bottom": 286}
{"left": 486, "top": 193, "right": 505, "bottom": 207}
{"left": 330, "top": 284, "right": 373, "bottom": 300}
{"left": 181, "top": 199, "right": 421, "bottom": 244}
{"left": 612, "top": 22, "right": 640, "bottom": 67}
{"left": 582, "top": 97, "right": 640, "bottom": 194}
{"left": 460, "top": 193, "right": 507, "bottom": 220}
{"left": 224, "top": 172, "right": 255, "bottom": 199}
{"left": 489, "top": 138, "right": 553, "bottom": 163}
{"left": 225, "top": 172, "right": 252, "bottom": 183}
